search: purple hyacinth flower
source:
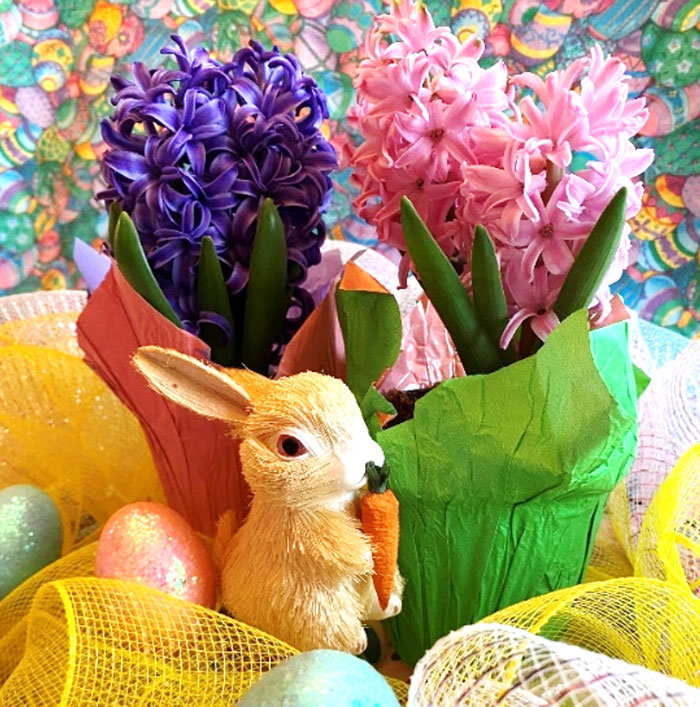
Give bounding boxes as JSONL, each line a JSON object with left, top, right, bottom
{"left": 99, "top": 35, "right": 337, "bottom": 345}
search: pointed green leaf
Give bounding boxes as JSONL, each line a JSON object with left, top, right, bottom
{"left": 400, "top": 196, "right": 502, "bottom": 374}
{"left": 554, "top": 187, "right": 627, "bottom": 321}
{"left": 360, "top": 385, "right": 397, "bottom": 439}
{"left": 241, "top": 199, "right": 291, "bottom": 375}
{"left": 471, "top": 224, "right": 512, "bottom": 361}
{"left": 633, "top": 363, "right": 650, "bottom": 399}
{"left": 108, "top": 202, "right": 121, "bottom": 250}
{"left": 197, "top": 236, "right": 237, "bottom": 366}
{"left": 113, "top": 212, "right": 183, "bottom": 328}
{"left": 336, "top": 285, "right": 402, "bottom": 404}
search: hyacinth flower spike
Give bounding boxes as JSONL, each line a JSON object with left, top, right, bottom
{"left": 99, "top": 35, "right": 337, "bottom": 373}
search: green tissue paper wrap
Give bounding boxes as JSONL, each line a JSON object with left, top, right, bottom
{"left": 379, "top": 311, "right": 638, "bottom": 665}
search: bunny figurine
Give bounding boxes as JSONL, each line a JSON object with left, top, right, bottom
{"left": 132, "top": 346, "right": 403, "bottom": 654}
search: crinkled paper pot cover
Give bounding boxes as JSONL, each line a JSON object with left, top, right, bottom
{"left": 381, "top": 311, "right": 639, "bottom": 665}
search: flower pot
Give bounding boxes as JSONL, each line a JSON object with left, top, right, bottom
{"left": 378, "top": 311, "right": 638, "bottom": 665}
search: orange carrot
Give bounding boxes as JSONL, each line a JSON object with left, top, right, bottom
{"left": 361, "top": 462, "right": 399, "bottom": 610}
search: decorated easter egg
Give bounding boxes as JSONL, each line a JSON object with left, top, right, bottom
{"left": 217, "top": 0, "right": 257, "bottom": 12}
{"left": 31, "top": 32, "right": 74, "bottom": 68}
{"left": 652, "top": 0, "right": 700, "bottom": 32}
{"left": 452, "top": 8, "right": 491, "bottom": 41}
{"left": 642, "top": 23, "right": 700, "bottom": 89}
{"left": 78, "top": 51, "right": 115, "bottom": 97}
{"left": 675, "top": 214, "right": 700, "bottom": 257}
{"left": 37, "top": 228, "right": 61, "bottom": 262}
{"left": 104, "top": 12, "right": 144, "bottom": 58}
{"left": 0, "top": 485, "right": 63, "bottom": 599}
{"left": 40, "top": 267, "right": 68, "bottom": 289}
{"left": 36, "top": 125, "right": 70, "bottom": 162}
{"left": 639, "top": 274, "right": 685, "bottom": 328}
{"left": 87, "top": 0, "right": 122, "bottom": 48}
{"left": 293, "top": 0, "right": 334, "bottom": 20}
{"left": 682, "top": 176, "right": 700, "bottom": 219}
{"left": 510, "top": 6, "right": 571, "bottom": 66}
{"left": 55, "top": 0, "right": 91, "bottom": 28}
{"left": 317, "top": 69, "right": 353, "bottom": 120}
{"left": 131, "top": 0, "right": 172, "bottom": 19}
{"left": 452, "top": 0, "right": 502, "bottom": 26}
{"left": 656, "top": 174, "right": 686, "bottom": 210}
{"left": 268, "top": 0, "right": 296, "bottom": 14}
{"left": 0, "top": 121, "right": 43, "bottom": 168}
{"left": 173, "top": 0, "right": 215, "bottom": 19}
{"left": 0, "top": 5, "right": 22, "bottom": 44}
{"left": 96, "top": 502, "right": 216, "bottom": 608}
{"left": 238, "top": 650, "right": 400, "bottom": 706}
{"left": 0, "top": 249, "right": 36, "bottom": 290}
{"left": 0, "top": 41, "right": 35, "bottom": 87}
{"left": 650, "top": 228, "right": 695, "bottom": 269}
{"left": 33, "top": 61, "right": 67, "bottom": 92}
{"left": 293, "top": 20, "right": 335, "bottom": 74}
{"left": 615, "top": 49, "right": 652, "bottom": 98}
{"left": 15, "top": 85, "right": 54, "bottom": 127}
{"left": 173, "top": 19, "right": 207, "bottom": 48}
{"left": 0, "top": 170, "right": 31, "bottom": 213}
{"left": 484, "top": 22, "right": 509, "bottom": 55}
{"left": 18, "top": 0, "right": 58, "bottom": 30}
{"left": 0, "top": 211, "right": 36, "bottom": 253}
{"left": 54, "top": 97, "right": 77, "bottom": 129}
{"left": 326, "top": 23, "right": 356, "bottom": 53}
{"left": 588, "top": 0, "right": 657, "bottom": 39}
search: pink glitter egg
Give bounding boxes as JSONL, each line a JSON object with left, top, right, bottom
{"left": 96, "top": 502, "right": 216, "bottom": 608}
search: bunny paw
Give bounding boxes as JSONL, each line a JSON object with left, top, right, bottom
{"left": 352, "top": 628, "right": 369, "bottom": 655}
{"left": 386, "top": 592, "right": 402, "bottom": 617}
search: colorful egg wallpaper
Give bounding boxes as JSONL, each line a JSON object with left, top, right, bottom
{"left": 0, "top": 0, "right": 698, "bottom": 337}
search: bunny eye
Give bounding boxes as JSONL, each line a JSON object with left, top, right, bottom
{"left": 276, "top": 434, "right": 307, "bottom": 459}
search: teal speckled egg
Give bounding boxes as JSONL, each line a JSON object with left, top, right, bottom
{"left": 238, "top": 650, "right": 400, "bottom": 707}
{"left": 0, "top": 484, "right": 63, "bottom": 599}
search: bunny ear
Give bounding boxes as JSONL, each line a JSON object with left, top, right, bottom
{"left": 132, "top": 346, "right": 252, "bottom": 423}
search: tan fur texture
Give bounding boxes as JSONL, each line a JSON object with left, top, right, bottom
{"left": 132, "top": 347, "right": 403, "bottom": 654}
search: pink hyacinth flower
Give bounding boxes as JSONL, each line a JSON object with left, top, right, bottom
{"left": 501, "top": 265, "right": 562, "bottom": 348}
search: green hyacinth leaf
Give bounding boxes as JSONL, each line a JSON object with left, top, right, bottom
{"left": 113, "top": 212, "right": 183, "bottom": 328}
{"left": 471, "top": 224, "right": 512, "bottom": 361}
{"left": 400, "top": 196, "right": 502, "bottom": 374}
{"left": 360, "top": 385, "right": 397, "bottom": 439}
{"left": 197, "top": 236, "right": 237, "bottom": 366}
{"left": 107, "top": 201, "right": 121, "bottom": 250}
{"left": 336, "top": 285, "right": 402, "bottom": 403}
{"left": 241, "top": 198, "right": 291, "bottom": 375}
{"left": 633, "top": 363, "right": 651, "bottom": 399}
{"left": 554, "top": 187, "right": 627, "bottom": 322}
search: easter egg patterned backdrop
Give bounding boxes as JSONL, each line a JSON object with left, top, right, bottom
{"left": 0, "top": 0, "right": 698, "bottom": 337}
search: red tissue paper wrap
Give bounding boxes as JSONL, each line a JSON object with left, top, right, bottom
{"left": 77, "top": 265, "right": 251, "bottom": 536}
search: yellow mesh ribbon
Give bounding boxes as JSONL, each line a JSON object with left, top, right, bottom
{"left": 483, "top": 577, "right": 700, "bottom": 684}
{"left": 0, "top": 291, "right": 86, "bottom": 357}
{"left": 0, "top": 346, "right": 163, "bottom": 552}
{"left": 587, "top": 343, "right": 700, "bottom": 587}
{"left": 0, "top": 545, "right": 97, "bottom": 684}
{"left": 0, "top": 569, "right": 408, "bottom": 705}
{"left": 635, "top": 445, "right": 700, "bottom": 594}
{"left": 588, "top": 444, "right": 700, "bottom": 598}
